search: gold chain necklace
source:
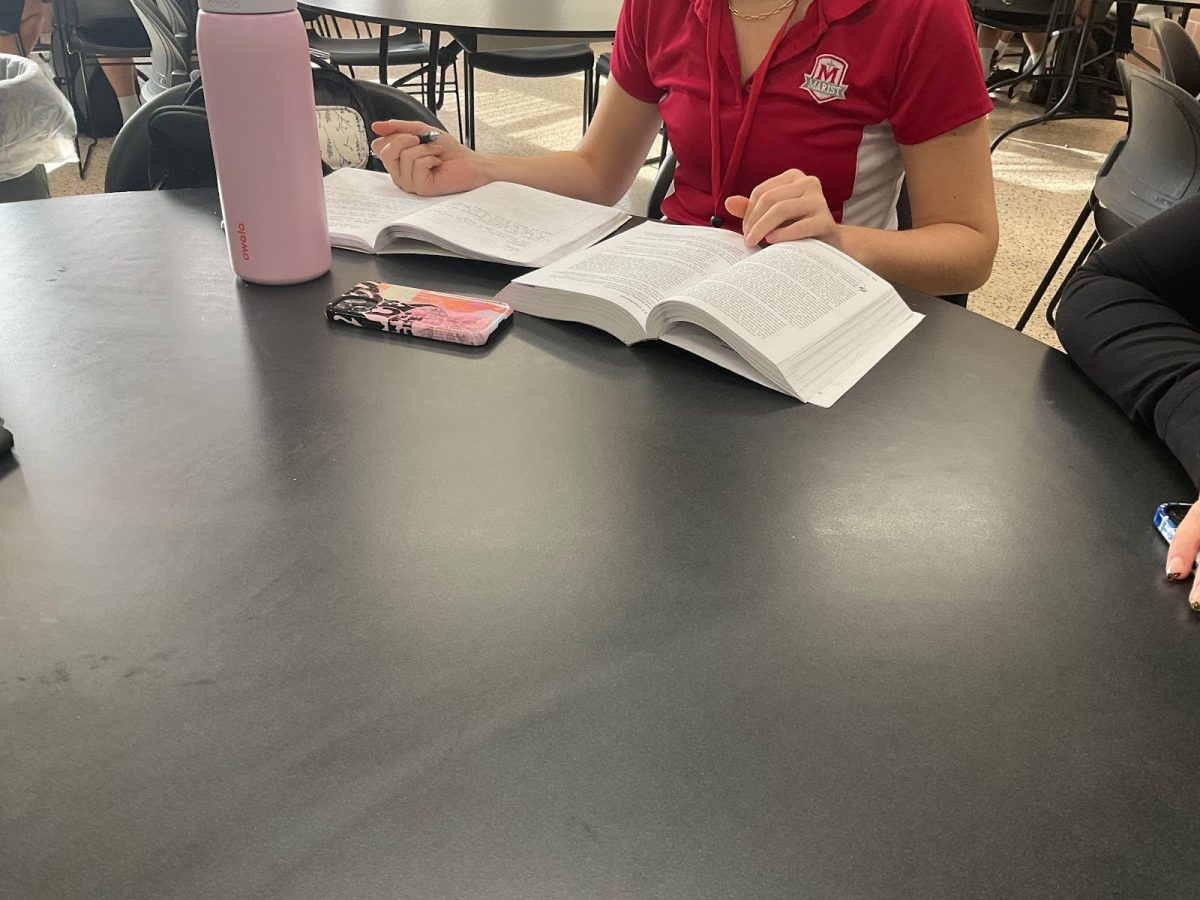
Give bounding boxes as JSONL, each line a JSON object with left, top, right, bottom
{"left": 728, "top": 0, "right": 798, "bottom": 20}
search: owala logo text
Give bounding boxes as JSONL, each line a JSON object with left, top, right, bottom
{"left": 237, "top": 222, "right": 250, "bottom": 261}
{"left": 802, "top": 54, "right": 849, "bottom": 104}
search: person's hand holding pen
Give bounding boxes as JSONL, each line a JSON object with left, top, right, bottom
{"left": 370, "top": 121, "right": 489, "bottom": 196}
{"left": 1166, "top": 498, "right": 1200, "bottom": 610}
{"left": 724, "top": 168, "right": 843, "bottom": 249}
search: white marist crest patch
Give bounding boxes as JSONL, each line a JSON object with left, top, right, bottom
{"left": 802, "top": 54, "right": 849, "bottom": 104}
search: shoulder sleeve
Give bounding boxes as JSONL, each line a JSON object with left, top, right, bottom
{"left": 609, "top": 0, "right": 665, "bottom": 104}
{"left": 889, "top": 0, "right": 993, "bottom": 145}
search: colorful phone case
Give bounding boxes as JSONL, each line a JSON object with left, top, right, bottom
{"left": 326, "top": 281, "right": 512, "bottom": 347}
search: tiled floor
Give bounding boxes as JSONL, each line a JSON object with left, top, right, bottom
{"left": 50, "top": 60, "right": 1127, "bottom": 350}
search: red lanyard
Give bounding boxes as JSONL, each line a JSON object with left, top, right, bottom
{"left": 706, "top": 0, "right": 797, "bottom": 227}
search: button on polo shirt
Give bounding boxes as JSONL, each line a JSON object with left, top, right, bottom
{"left": 611, "top": 0, "right": 993, "bottom": 230}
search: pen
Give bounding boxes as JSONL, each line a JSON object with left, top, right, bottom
{"left": 369, "top": 131, "right": 441, "bottom": 160}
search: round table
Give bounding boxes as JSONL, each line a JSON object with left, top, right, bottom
{"left": 2, "top": 190, "right": 1199, "bottom": 899}
{"left": 303, "top": 0, "right": 621, "bottom": 110}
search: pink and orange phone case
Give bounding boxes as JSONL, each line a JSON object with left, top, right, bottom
{"left": 327, "top": 281, "right": 512, "bottom": 347}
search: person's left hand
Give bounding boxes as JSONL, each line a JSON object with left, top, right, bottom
{"left": 1166, "top": 497, "right": 1200, "bottom": 610}
{"left": 725, "top": 169, "right": 844, "bottom": 249}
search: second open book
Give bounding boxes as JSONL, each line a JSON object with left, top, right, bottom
{"left": 323, "top": 168, "right": 629, "bottom": 267}
{"left": 495, "top": 222, "right": 923, "bottom": 407}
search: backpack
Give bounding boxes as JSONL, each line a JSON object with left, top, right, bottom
{"left": 146, "top": 56, "right": 393, "bottom": 190}
{"left": 49, "top": 24, "right": 125, "bottom": 138}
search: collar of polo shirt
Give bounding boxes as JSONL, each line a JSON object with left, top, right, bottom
{"left": 689, "top": 0, "right": 875, "bottom": 28}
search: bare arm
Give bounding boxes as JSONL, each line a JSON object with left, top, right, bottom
{"left": 842, "top": 116, "right": 999, "bottom": 295}
{"left": 371, "top": 80, "right": 663, "bottom": 206}
{"left": 727, "top": 116, "right": 999, "bottom": 296}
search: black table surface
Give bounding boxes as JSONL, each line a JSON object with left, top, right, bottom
{"left": 300, "top": 0, "right": 620, "bottom": 37}
{"left": 2, "top": 190, "right": 1199, "bottom": 899}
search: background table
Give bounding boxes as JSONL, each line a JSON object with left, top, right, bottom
{"left": 2, "top": 191, "right": 1200, "bottom": 899}
{"left": 302, "top": 0, "right": 621, "bottom": 111}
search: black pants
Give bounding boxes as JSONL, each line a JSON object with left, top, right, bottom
{"left": 1056, "top": 193, "right": 1200, "bottom": 489}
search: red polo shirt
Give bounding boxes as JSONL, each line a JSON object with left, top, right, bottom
{"left": 610, "top": 0, "right": 992, "bottom": 230}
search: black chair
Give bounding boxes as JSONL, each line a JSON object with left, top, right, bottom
{"left": 304, "top": 21, "right": 421, "bottom": 80}
{"left": 50, "top": 0, "right": 151, "bottom": 176}
{"left": 127, "top": 0, "right": 192, "bottom": 100}
{"left": 155, "top": 0, "right": 196, "bottom": 56}
{"left": 459, "top": 41, "right": 595, "bottom": 150}
{"left": 104, "top": 80, "right": 190, "bottom": 192}
{"left": 1016, "top": 61, "right": 1200, "bottom": 330}
{"left": 1152, "top": 16, "right": 1200, "bottom": 95}
{"left": 594, "top": 50, "right": 668, "bottom": 166}
{"left": 105, "top": 79, "right": 447, "bottom": 192}
{"left": 969, "top": 0, "right": 1060, "bottom": 97}
{"left": 299, "top": 15, "right": 461, "bottom": 137}
{"left": 647, "top": 148, "right": 675, "bottom": 221}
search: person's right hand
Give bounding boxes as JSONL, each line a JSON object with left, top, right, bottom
{"left": 370, "top": 120, "right": 490, "bottom": 196}
{"left": 1166, "top": 498, "right": 1200, "bottom": 610}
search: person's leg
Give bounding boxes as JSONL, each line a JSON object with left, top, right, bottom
{"left": 17, "top": 0, "right": 44, "bottom": 55}
{"left": 1056, "top": 194, "right": 1200, "bottom": 485}
{"left": 101, "top": 57, "right": 140, "bottom": 122}
{"left": 977, "top": 24, "right": 1001, "bottom": 73}
{"left": 1022, "top": 30, "right": 1047, "bottom": 67}
{"left": 0, "top": 0, "right": 27, "bottom": 54}
{"left": 998, "top": 30, "right": 1016, "bottom": 59}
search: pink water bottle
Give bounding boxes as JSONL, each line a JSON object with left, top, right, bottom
{"left": 197, "top": 0, "right": 331, "bottom": 285}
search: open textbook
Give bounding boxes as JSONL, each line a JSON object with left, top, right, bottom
{"left": 323, "top": 168, "right": 629, "bottom": 267}
{"left": 494, "top": 222, "right": 924, "bottom": 406}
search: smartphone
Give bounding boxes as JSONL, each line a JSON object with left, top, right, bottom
{"left": 327, "top": 281, "right": 512, "bottom": 347}
{"left": 1154, "top": 502, "right": 1193, "bottom": 543}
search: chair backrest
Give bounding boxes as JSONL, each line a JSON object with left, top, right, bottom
{"left": 968, "top": 0, "right": 1057, "bottom": 29}
{"left": 1151, "top": 17, "right": 1200, "bottom": 96}
{"left": 647, "top": 148, "right": 675, "bottom": 221}
{"left": 155, "top": 0, "right": 196, "bottom": 57}
{"left": 105, "top": 80, "right": 192, "bottom": 191}
{"left": 1095, "top": 61, "right": 1200, "bottom": 229}
{"left": 105, "top": 76, "right": 447, "bottom": 192}
{"left": 127, "top": 0, "right": 192, "bottom": 99}
{"left": 355, "top": 79, "right": 446, "bottom": 129}
{"left": 57, "top": 0, "right": 148, "bottom": 46}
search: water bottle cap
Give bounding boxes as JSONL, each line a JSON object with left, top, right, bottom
{"left": 199, "top": 0, "right": 296, "bottom": 13}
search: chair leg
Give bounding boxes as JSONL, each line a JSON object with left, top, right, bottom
{"left": 583, "top": 68, "right": 594, "bottom": 133}
{"left": 1046, "top": 230, "right": 1101, "bottom": 327}
{"left": 452, "top": 60, "right": 463, "bottom": 142}
{"left": 593, "top": 63, "right": 604, "bottom": 110}
{"left": 1014, "top": 197, "right": 1093, "bottom": 331}
{"left": 75, "top": 53, "right": 98, "bottom": 180}
{"left": 378, "top": 24, "right": 388, "bottom": 85}
{"left": 464, "top": 56, "right": 476, "bottom": 150}
{"left": 424, "top": 28, "right": 441, "bottom": 115}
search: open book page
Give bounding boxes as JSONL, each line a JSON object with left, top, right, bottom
{"left": 659, "top": 324, "right": 792, "bottom": 394}
{"left": 323, "top": 168, "right": 444, "bottom": 250}
{"left": 663, "top": 240, "right": 894, "bottom": 366}
{"left": 512, "top": 221, "right": 753, "bottom": 331}
{"left": 806, "top": 311, "right": 923, "bottom": 407}
{"left": 397, "top": 182, "right": 630, "bottom": 267}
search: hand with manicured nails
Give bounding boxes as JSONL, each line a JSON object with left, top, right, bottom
{"left": 370, "top": 120, "right": 489, "bottom": 196}
{"left": 1166, "top": 499, "right": 1200, "bottom": 610}
{"left": 725, "top": 168, "right": 842, "bottom": 249}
